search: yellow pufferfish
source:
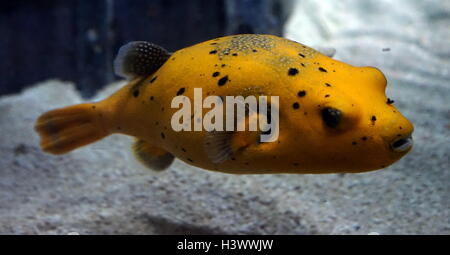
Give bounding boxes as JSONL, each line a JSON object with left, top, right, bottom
{"left": 35, "top": 34, "right": 414, "bottom": 174}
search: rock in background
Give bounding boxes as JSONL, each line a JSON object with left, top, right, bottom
{"left": 0, "top": 0, "right": 449, "bottom": 234}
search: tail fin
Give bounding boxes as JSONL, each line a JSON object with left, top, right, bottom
{"left": 34, "top": 103, "right": 108, "bottom": 154}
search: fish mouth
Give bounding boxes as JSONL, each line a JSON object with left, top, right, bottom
{"left": 390, "top": 135, "right": 413, "bottom": 152}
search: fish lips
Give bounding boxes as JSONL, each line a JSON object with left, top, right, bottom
{"left": 389, "top": 134, "right": 413, "bottom": 153}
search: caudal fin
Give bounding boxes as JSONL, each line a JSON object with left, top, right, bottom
{"left": 34, "top": 103, "right": 108, "bottom": 154}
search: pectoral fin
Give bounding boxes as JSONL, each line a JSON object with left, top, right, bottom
{"left": 203, "top": 95, "right": 278, "bottom": 164}
{"left": 204, "top": 131, "right": 235, "bottom": 164}
{"left": 114, "top": 41, "right": 171, "bottom": 79}
{"left": 132, "top": 139, "right": 174, "bottom": 171}
{"left": 204, "top": 110, "right": 261, "bottom": 164}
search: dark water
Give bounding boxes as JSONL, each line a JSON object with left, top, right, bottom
{"left": 0, "top": 0, "right": 284, "bottom": 97}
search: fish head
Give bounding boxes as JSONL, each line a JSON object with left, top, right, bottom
{"left": 280, "top": 62, "right": 414, "bottom": 173}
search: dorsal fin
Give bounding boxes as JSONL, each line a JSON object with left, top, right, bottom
{"left": 113, "top": 41, "right": 171, "bottom": 79}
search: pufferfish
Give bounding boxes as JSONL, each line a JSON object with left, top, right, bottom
{"left": 35, "top": 34, "right": 414, "bottom": 174}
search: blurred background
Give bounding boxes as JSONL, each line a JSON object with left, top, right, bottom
{"left": 0, "top": 0, "right": 448, "bottom": 234}
{"left": 0, "top": 0, "right": 290, "bottom": 97}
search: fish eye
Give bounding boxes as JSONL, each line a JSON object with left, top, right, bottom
{"left": 321, "top": 107, "right": 342, "bottom": 128}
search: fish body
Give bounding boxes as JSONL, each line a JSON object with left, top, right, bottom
{"left": 35, "top": 34, "right": 414, "bottom": 174}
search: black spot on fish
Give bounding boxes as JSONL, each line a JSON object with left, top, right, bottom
{"left": 301, "top": 63, "right": 305, "bottom": 67}
{"left": 252, "top": 49, "right": 257, "bottom": 52}
{"left": 212, "top": 72, "right": 220, "bottom": 77}
{"left": 325, "top": 94, "right": 330, "bottom": 98}
{"left": 387, "top": 98, "right": 395, "bottom": 105}
{"left": 318, "top": 67, "right": 327, "bottom": 72}
{"left": 298, "top": 53, "right": 305, "bottom": 58}
{"left": 298, "top": 90, "right": 306, "bottom": 97}
{"left": 133, "top": 90, "right": 140, "bottom": 98}
{"left": 371, "top": 116, "right": 377, "bottom": 122}
{"left": 130, "top": 77, "right": 148, "bottom": 93}
{"left": 150, "top": 96, "right": 154, "bottom": 101}
{"left": 231, "top": 157, "right": 236, "bottom": 161}
{"left": 293, "top": 163, "right": 299, "bottom": 166}
{"left": 161, "top": 132, "right": 165, "bottom": 139}
{"left": 232, "top": 53, "right": 238, "bottom": 56}
{"left": 187, "top": 158, "right": 193, "bottom": 162}
{"left": 399, "top": 126, "right": 403, "bottom": 130}
{"left": 176, "top": 87, "right": 185, "bottom": 96}
{"left": 288, "top": 68, "right": 298, "bottom": 76}
{"left": 218, "top": 75, "right": 229, "bottom": 86}
{"left": 91, "top": 105, "right": 96, "bottom": 109}
{"left": 292, "top": 102, "right": 300, "bottom": 109}
{"left": 362, "top": 136, "right": 367, "bottom": 141}
{"left": 150, "top": 76, "right": 157, "bottom": 83}
{"left": 210, "top": 43, "right": 217, "bottom": 45}
{"left": 352, "top": 141, "right": 357, "bottom": 145}
{"left": 325, "top": 83, "right": 332, "bottom": 87}
{"left": 209, "top": 50, "right": 217, "bottom": 54}
{"left": 181, "top": 147, "right": 187, "bottom": 152}
{"left": 221, "top": 64, "right": 226, "bottom": 67}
